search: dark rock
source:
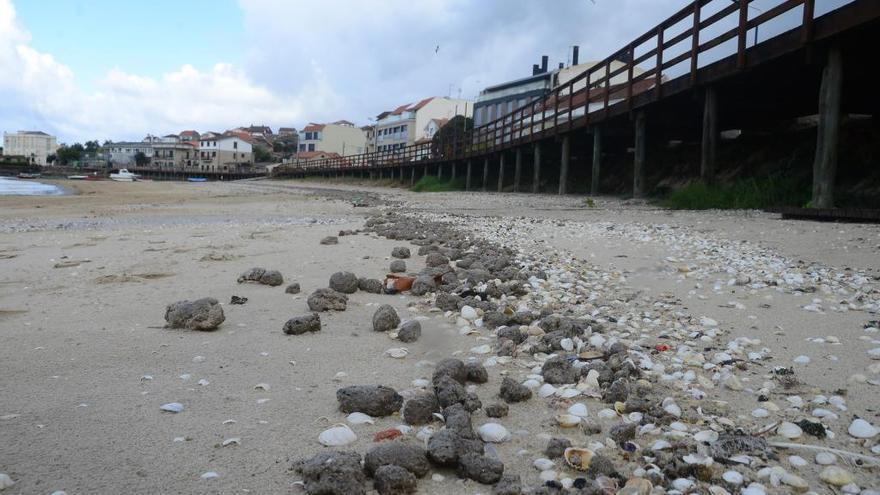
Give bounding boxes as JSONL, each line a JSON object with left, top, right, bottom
{"left": 230, "top": 295, "right": 247, "bottom": 305}
{"left": 462, "top": 269, "right": 492, "bottom": 285}
{"left": 390, "top": 260, "right": 407, "bottom": 273}
{"left": 492, "top": 474, "right": 523, "bottom": 495}
{"left": 542, "top": 356, "right": 578, "bottom": 385}
{"left": 586, "top": 454, "right": 618, "bottom": 478}
{"left": 435, "top": 293, "right": 462, "bottom": 312}
{"left": 294, "top": 450, "right": 365, "bottom": 495}
{"left": 604, "top": 378, "right": 629, "bottom": 403}
{"left": 283, "top": 313, "right": 321, "bottom": 335}
{"left": 608, "top": 422, "right": 637, "bottom": 446}
{"left": 373, "top": 464, "right": 417, "bottom": 495}
{"left": 425, "top": 252, "right": 450, "bottom": 267}
{"left": 358, "top": 278, "right": 383, "bottom": 294}
{"left": 496, "top": 326, "right": 526, "bottom": 345}
{"left": 320, "top": 236, "right": 339, "bottom": 245}
{"left": 402, "top": 393, "right": 439, "bottom": 425}
{"left": 432, "top": 358, "right": 467, "bottom": 385}
{"left": 285, "top": 283, "right": 301, "bottom": 294}
{"left": 442, "top": 403, "right": 475, "bottom": 438}
{"left": 581, "top": 421, "right": 603, "bottom": 435}
{"left": 237, "top": 267, "right": 283, "bottom": 286}
{"left": 409, "top": 275, "right": 436, "bottom": 296}
{"left": 499, "top": 377, "right": 531, "bottom": 403}
{"left": 457, "top": 453, "right": 504, "bottom": 484}
{"left": 580, "top": 362, "right": 613, "bottom": 386}
{"left": 373, "top": 304, "right": 401, "bottom": 332}
{"left": 417, "top": 245, "right": 439, "bottom": 256}
{"left": 463, "top": 392, "right": 482, "bottom": 413}
{"left": 397, "top": 320, "right": 421, "bottom": 343}
{"left": 465, "top": 362, "right": 489, "bottom": 383}
{"left": 337, "top": 385, "right": 403, "bottom": 417}
{"left": 164, "top": 297, "right": 225, "bottom": 330}
{"left": 329, "top": 271, "right": 359, "bottom": 294}
{"left": 391, "top": 247, "right": 411, "bottom": 259}
{"left": 363, "top": 442, "right": 430, "bottom": 478}
{"left": 259, "top": 270, "right": 284, "bottom": 286}
{"left": 545, "top": 437, "right": 572, "bottom": 459}
{"left": 484, "top": 402, "right": 509, "bottom": 418}
{"left": 307, "top": 288, "right": 348, "bottom": 312}
{"left": 482, "top": 311, "right": 509, "bottom": 329}
{"left": 497, "top": 339, "right": 516, "bottom": 357}
{"left": 434, "top": 375, "right": 467, "bottom": 408}
{"left": 426, "top": 429, "right": 461, "bottom": 466}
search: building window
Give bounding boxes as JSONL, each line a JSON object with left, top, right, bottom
{"left": 400, "top": 124, "right": 407, "bottom": 133}
{"left": 299, "top": 144, "right": 306, "bottom": 151}
{"left": 212, "top": 151, "right": 216, "bottom": 157}
{"left": 233, "top": 141, "right": 238, "bottom": 149}
{"left": 308, "top": 144, "right": 315, "bottom": 151}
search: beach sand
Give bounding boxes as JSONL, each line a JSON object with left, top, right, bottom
{"left": 1, "top": 179, "right": 878, "bottom": 494}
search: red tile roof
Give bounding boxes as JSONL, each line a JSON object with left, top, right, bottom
{"left": 411, "top": 97, "right": 435, "bottom": 111}
{"left": 302, "top": 123, "right": 326, "bottom": 132}
{"left": 296, "top": 151, "right": 340, "bottom": 160}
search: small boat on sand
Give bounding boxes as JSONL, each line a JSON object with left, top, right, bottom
{"left": 18, "top": 172, "right": 41, "bottom": 179}
{"left": 109, "top": 169, "right": 139, "bottom": 182}
{"left": 68, "top": 175, "right": 89, "bottom": 180}
{"left": 187, "top": 177, "right": 207, "bottom": 182}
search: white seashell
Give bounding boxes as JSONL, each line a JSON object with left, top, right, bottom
{"left": 538, "top": 383, "right": 557, "bottom": 398}
{"left": 723, "top": 471, "right": 744, "bottom": 485}
{"left": 815, "top": 452, "right": 836, "bottom": 465}
{"left": 395, "top": 424, "right": 412, "bottom": 434}
{"left": 412, "top": 378, "right": 429, "bottom": 388}
{"left": 431, "top": 474, "right": 444, "bottom": 482}
{"left": 568, "top": 403, "right": 589, "bottom": 417}
{"left": 0, "top": 473, "right": 14, "bottom": 489}
{"left": 793, "top": 355, "right": 810, "bottom": 364}
{"left": 539, "top": 469, "right": 558, "bottom": 481}
{"left": 788, "top": 455, "right": 808, "bottom": 467}
{"left": 555, "top": 414, "right": 582, "bottom": 427}
{"left": 700, "top": 317, "right": 718, "bottom": 327}
{"left": 222, "top": 437, "right": 240, "bottom": 447}
{"left": 416, "top": 426, "right": 435, "bottom": 442}
{"left": 385, "top": 347, "right": 408, "bottom": 358}
{"left": 663, "top": 402, "right": 682, "bottom": 417}
{"left": 461, "top": 306, "right": 478, "bottom": 321}
{"left": 751, "top": 408, "right": 769, "bottom": 418}
{"left": 847, "top": 418, "right": 879, "bottom": 438}
{"left": 200, "top": 471, "right": 219, "bottom": 480}
{"left": 560, "top": 338, "right": 574, "bottom": 351}
{"left": 522, "top": 379, "right": 541, "bottom": 389}
{"left": 557, "top": 388, "right": 580, "bottom": 399}
{"left": 197, "top": 379, "right": 209, "bottom": 386}
{"left": 597, "top": 408, "right": 617, "bottom": 419}
{"left": 160, "top": 402, "right": 184, "bottom": 413}
{"left": 694, "top": 430, "right": 719, "bottom": 443}
{"left": 333, "top": 372, "right": 348, "bottom": 381}
{"left": 651, "top": 440, "right": 672, "bottom": 450}
{"left": 534, "top": 458, "right": 555, "bottom": 471}
{"left": 672, "top": 478, "right": 695, "bottom": 491}
{"left": 254, "top": 383, "right": 270, "bottom": 391}
{"left": 819, "top": 466, "right": 853, "bottom": 486}
{"left": 346, "top": 412, "right": 375, "bottom": 425}
{"left": 478, "top": 423, "right": 511, "bottom": 443}
{"left": 319, "top": 424, "right": 357, "bottom": 446}
{"left": 192, "top": 355, "right": 206, "bottom": 363}
{"left": 683, "top": 453, "right": 714, "bottom": 466}
{"left": 470, "top": 344, "right": 492, "bottom": 355}
{"left": 777, "top": 422, "right": 803, "bottom": 439}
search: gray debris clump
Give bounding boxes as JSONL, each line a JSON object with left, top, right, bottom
{"left": 434, "top": 375, "right": 467, "bottom": 408}
{"left": 492, "top": 474, "right": 523, "bottom": 495}
{"left": 391, "top": 246, "right": 411, "bottom": 259}
{"left": 307, "top": 288, "right": 348, "bottom": 312}
{"left": 544, "top": 437, "right": 572, "bottom": 459}
{"left": 237, "top": 267, "right": 284, "bottom": 286}
{"left": 464, "top": 362, "right": 489, "bottom": 383}
{"left": 373, "top": 304, "right": 401, "bottom": 332}
{"left": 409, "top": 275, "right": 436, "bottom": 296}
{"left": 390, "top": 260, "right": 407, "bottom": 273}
{"left": 283, "top": 313, "right": 320, "bottom": 335}
{"left": 457, "top": 453, "right": 504, "bottom": 484}
{"left": 363, "top": 441, "right": 430, "bottom": 478}
{"left": 432, "top": 358, "right": 467, "bottom": 385}
{"left": 541, "top": 356, "right": 578, "bottom": 385}
{"left": 320, "top": 236, "right": 338, "bottom": 245}
{"left": 402, "top": 393, "right": 439, "bottom": 425}
{"left": 285, "top": 282, "right": 301, "bottom": 294}
{"left": 373, "top": 464, "right": 417, "bottom": 495}
{"left": 499, "top": 377, "right": 531, "bottom": 403}
{"left": 426, "top": 428, "right": 483, "bottom": 466}
{"left": 397, "top": 320, "right": 421, "bottom": 343}
{"left": 329, "top": 271, "right": 359, "bottom": 293}
{"left": 164, "top": 297, "right": 225, "bottom": 330}
{"left": 294, "top": 450, "right": 365, "bottom": 495}
{"left": 484, "top": 402, "right": 509, "bottom": 418}
{"left": 358, "top": 277, "right": 383, "bottom": 293}
{"left": 336, "top": 385, "right": 403, "bottom": 417}
{"left": 425, "top": 252, "right": 450, "bottom": 267}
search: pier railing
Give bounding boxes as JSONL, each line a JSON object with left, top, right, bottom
{"left": 274, "top": 0, "right": 866, "bottom": 177}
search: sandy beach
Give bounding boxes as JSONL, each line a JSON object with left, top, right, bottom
{"left": 1, "top": 179, "right": 879, "bottom": 494}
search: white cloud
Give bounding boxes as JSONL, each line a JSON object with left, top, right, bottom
{"left": 0, "top": 0, "right": 309, "bottom": 143}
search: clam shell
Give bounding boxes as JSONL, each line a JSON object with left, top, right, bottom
{"left": 563, "top": 447, "right": 595, "bottom": 471}
{"left": 385, "top": 347, "right": 408, "bottom": 358}
{"left": 555, "top": 414, "right": 582, "bottom": 427}
{"left": 318, "top": 424, "right": 357, "bottom": 446}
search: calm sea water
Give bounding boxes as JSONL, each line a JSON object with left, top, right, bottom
{"left": 0, "top": 176, "right": 65, "bottom": 196}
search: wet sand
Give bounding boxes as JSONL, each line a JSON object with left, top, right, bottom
{"left": 1, "top": 179, "right": 878, "bottom": 494}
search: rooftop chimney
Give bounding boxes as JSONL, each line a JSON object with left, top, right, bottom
{"left": 572, "top": 45, "right": 579, "bottom": 66}
{"left": 559, "top": 62, "right": 564, "bottom": 69}
{"left": 541, "top": 55, "right": 548, "bottom": 73}
{"left": 532, "top": 64, "right": 540, "bottom": 76}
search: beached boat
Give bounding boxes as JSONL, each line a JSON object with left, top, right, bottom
{"left": 109, "top": 169, "right": 139, "bottom": 182}
{"left": 17, "top": 172, "right": 41, "bottom": 179}
{"left": 67, "top": 175, "right": 89, "bottom": 180}
{"left": 187, "top": 177, "right": 207, "bottom": 182}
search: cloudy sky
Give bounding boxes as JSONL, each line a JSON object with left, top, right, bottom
{"left": 0, "top": 0, "right": 850, "bottom": 144}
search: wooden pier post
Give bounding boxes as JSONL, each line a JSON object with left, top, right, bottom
{"left": 497, "top": 153, "right": 505, "bottom": 193}
{"left": 701, "top": 86, "right": 718, "bottom": 184}
{"left": 451, "top": 162, "right": 457, "bottom": 181}
{"left": 633, "top": 111, "right": 647, "bottom": 198}
{"left": 482, "top": 157, "right": 489, "bottom": 192}
{"left": 466, "top": 160, "right": 472, "bottom": 191}
{"left": 513, "top": 147, "right": 522, "bottom": 192}
{"left": 410, "top": 167, "right": 415, "bottom": 186}
{"left": 591, "top": 126, "right": 602, "bottom": 195}
{"left": 532, "top": 142, "right": 542, "bottom": 194}
{"left": 812, "top": 47, "right": 842, "bottom": 209}
{"left": 558, "top": 135, "right": 570, "bottom": 195}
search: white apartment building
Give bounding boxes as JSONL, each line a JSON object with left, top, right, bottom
{"left": 374, "top": 97, "right": 472, "bottom": 152}
{"left": 199, "top": 135, "right": 254, "bottom": 172}
{"left": 3, "top": 131, "right": 58, "bottom": 166}
{"left": 298, "top": 120, "right": 366, "bottom": 156}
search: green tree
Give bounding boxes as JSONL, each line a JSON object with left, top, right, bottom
{"left": 84, "top": 140, "right": 100, "bottom": 152}
{"left": 134, "top": 151, "right": 149, "bottom": 167}
{"left": 431, "top": 115, "right": 473, "bottom": 159}
{"left": 56, "top": 143, "right": 85, "bottom": 165}
{"left": 253, "top": 145, "right": 272, "bottom": 163}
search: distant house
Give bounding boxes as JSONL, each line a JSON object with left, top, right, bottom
{"left": 179, "top": 130, "right": 201, "bottom": 144}
{"left": 298, "top": 121, "right": 366, "bottom": 156}
{"left": 199, "top": 135, "right": 254, "bottom": 172}
{"left": 374, "top": 97, "right": 472, "bottom": 152}
{"left": 295, "top": 150, "right": 341, "bottom": 162}
{"left": 108, "top": 141, "right": 154, "bottom": 166}
{"left": 2, "top": 131, "right": 58, "bottom": 166}
{"left": 424, "top": 118, "right": 449, "bottom": 141}
{"left": 278, "top": 127, "right": 297, "bottom": 136}
{"left": 362, "top": 125, "right": 376, "bottom": 153}
{"left": 153, "top": 141, "right": 198, "bottom": 169}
